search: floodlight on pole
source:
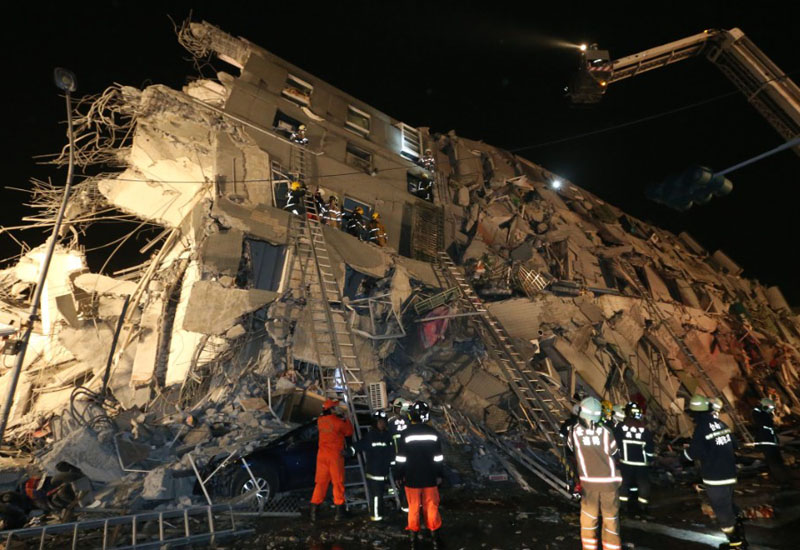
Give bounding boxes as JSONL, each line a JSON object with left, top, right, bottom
{"left": 551, "top": 179, "right": 562, "bottom": 190}
{"left": 0, "top": 68, "right": 78, "bottom": 444}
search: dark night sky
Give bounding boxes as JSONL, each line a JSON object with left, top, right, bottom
{"left": 8, "top": 1, "right": 800, "bottom": 303}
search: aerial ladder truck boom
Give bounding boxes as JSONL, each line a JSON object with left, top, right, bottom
{"left": 568, "top": 28, "right": 800, "bottom": 155}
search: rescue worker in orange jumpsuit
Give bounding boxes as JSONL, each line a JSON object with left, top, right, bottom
{"left": 310, "top": 399, "right": 354, "bottom": 522}
{"left": 395, "top": 401, "right": 444, "bottom": 549}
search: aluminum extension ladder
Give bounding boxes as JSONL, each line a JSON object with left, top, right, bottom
{"left": 619, "top": 263, "right": 753, "bottom": 443}
{"left": 0, "top": 505, "right": 254, "bottom": 550}
{"left": 284, "top": 144, "right": 373, "bottom": 511}
{"left": 434, "top": 251, "right": 572, "bottom": 450}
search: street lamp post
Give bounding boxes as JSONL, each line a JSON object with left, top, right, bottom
{"left": 0, "top": 68, "right": 78, "bottom": 445}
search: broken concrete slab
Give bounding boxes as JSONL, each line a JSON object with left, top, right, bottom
{"left": 211, "top": 197, "right": 290, "bottom": 246}
{"left": 181, "top": 280, "right": 278, "bottom": 335}
{"left": 38, "top": 428, "right": 124, "bottom": 484}
{"left": 74, "top": 273, "right": 138, "bottom": 297}
{"left": 200, "top": 228, "right": 244, "bottom": 276}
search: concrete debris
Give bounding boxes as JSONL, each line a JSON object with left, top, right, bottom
{"left": 1, "top": 19, "right": 798, "bottom": 534}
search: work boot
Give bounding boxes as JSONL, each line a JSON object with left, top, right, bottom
{"left": 334, "top": 504, "right": 346, "bottom": 521}
{"left": 408, "top": 530, "right": 419, "bottom": 549}
{"left": 431, "top": 530, "right": 443, "bottom": 550}
{"left": 309, "top": 503, "right": 318, "bottom": 523}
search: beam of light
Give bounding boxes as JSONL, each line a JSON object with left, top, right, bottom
{"left": 551, "top": 179, "right": 562, "bottom": 189}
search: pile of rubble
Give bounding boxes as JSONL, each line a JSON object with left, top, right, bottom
{"left": 0, "top": 18, "right": 797, "bottom": 538}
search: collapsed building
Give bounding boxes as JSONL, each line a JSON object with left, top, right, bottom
{"left": 0, "top": 19, "right": 798, "bottom": 533}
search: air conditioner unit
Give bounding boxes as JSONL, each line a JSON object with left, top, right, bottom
{"left": 368, "top": 381, "right": 388, "bottom": 411}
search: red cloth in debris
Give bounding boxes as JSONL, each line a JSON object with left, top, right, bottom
{"left": 419, "top": 306, "right": 450, "bottom": 349}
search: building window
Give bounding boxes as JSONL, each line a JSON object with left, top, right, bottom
{"left": 407, "top": 171, "right": 433, "bottom": 202}
{"left": 343, "top": 196, "right": 372, "bottom": 219}
{"left": 346, "top": 143, "right": 373, "bottom": 173}
{"left": 273, "top": 110, "right": 303, "bottom": 139}
{"left": 346, "top": 105, "right": 371, "bottom": 136}
{"left": 397, "top": 123, "right": 421, "bottom": 161}
{"left": 282, "top": 74, "right": 313, "bottom": 106}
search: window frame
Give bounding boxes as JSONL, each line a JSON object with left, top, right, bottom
{"left": 282, "top": 74, "right": 313, "bottom": 106}
{"left": 397, "top": 122, "right": 422, "bottom": 161}
{"left": 345, "top": 105, "right": 371, "bottom": 136}
{"left": 345, "top": 142, "right": 373, "bottom": 173}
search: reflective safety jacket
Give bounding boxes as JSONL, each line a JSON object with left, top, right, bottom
{"left": 614, "top": 420, "right": 655, "bottom": 466}
{"left": 395, "top": 423, "right": 444, "bottom": 488}
{"left": 684, "top": 412, "right": 737, "bottom": 486}
{"left": 567, "top": 423, "right": 621, "bottom": 488}
{"left": 752, "top": 407, "right": 779, "bottom": 447}
{"left": 317, "top": 413, "right": 354, "bottom": 454}
{"left": 389, "top": 414, "right": 409, "bottom": 454}
{"left": 285, "top": 189, "right": 306, "bottom": 215}
{"left": 351, "top": 428, "right": 395, "bottom": 479}
{"left": 367, "top": 220, "right": 388, "bottom": 246}
{"left": 343, "top": 213, "right": 366, "bottom": 239}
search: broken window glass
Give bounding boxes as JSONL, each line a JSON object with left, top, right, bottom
{"left": 346, "top": 105, "right": 370, "bottom": 136}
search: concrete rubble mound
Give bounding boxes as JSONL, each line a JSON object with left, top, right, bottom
{"left": 0, "top": 18, "right": 797, "bottom": 540}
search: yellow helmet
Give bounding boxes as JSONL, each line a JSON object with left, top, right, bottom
{"left": 298, "top": 124, "right": 306, "bottom": 131}
{"left": 601, "top": 400, "right": 613, "bottom": 419}
{"left": 290, "top": 181, "right": 301, "bottom": 191}
{"left": 371, "top": 212, "right": 380, "bottom": 221}
{"left": 354, "top": 206, "right": 364, "bottom": 215}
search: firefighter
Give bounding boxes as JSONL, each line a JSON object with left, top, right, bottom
{"left": 416, "top": 173, "right": 433, "bottom": 202}
{"left": 284, "top": 181, "right": 306, "bottom": 216}
{"left": 395, "top": 401, "right": 444, "bottom": 549}
{"left": 600, "top": 400, "right": 614, "bottom": 427}
{"left": 291, "top": 124, "right": 309, "bottom": 145}
{"left": 312, "top": 187, "right": 326, "bottom": 219}
{"left": 421, "top": 149, "right": 436, "bottom": 172}
{"left": 324, "top": 196, "right": 342, "bottom": 228}
{"left": 615, "top": 402, "right": 654, "bottom": 515}
{"left": 710, "top": 397, "right": 723, "bottom": 418}
{"left": 343, "top": 206, "right": 367, "bottom": 240}
{"left": 610, "top": 404, "right": 626, "bottom": 429}
{"left": 684, "top": 394, "right": 747, "bottom": 549}
{"left": 389, "top": 398, "right": 411, "bottom": 512}
{"left": 350, "top": 411, "right": 395, "bottom": 522}
{"left": 752, "top": 397, "right": 790, "bottom": 485}
{"left": 567, "top": 397, "right": 622, "bottom": 550}
{"left": 310, "top": 399, "right": 354, "bottom": 522}
{"left": 367, "top": 212, "right": 388, "bottom": 247}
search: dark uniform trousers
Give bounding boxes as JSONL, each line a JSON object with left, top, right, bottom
{"left": 619, "top": 464, "right": 651, "bottom": 508}
{"left": 705, "top": 484, "right": 737, "bottom": 530}
{"left": 367, "top": 475, "right": 387, "bottom": 521}
{"left": 759, "top": 445, "right": 790, "bottom": 485}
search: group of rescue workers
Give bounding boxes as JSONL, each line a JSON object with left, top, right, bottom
{"left": 284, "top": 182, "right": 388, "bottom": 246}
{"left": 309, "top": 397, "right": 444, "bottom": 549}
{"left": 560, "top": 394, "right": 788, "bottom": 550}
{"left": 308, "top": 387, "right": 787, "bottom": 550}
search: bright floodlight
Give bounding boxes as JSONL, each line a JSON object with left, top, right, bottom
{"left": 579, "top": 44, "right": 587, "bottom": 52}
{"left": 552, "top": 179, "right": 562, "bottom": 189}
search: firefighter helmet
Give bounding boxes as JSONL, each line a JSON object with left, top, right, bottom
{"left": 600, "top": 399, "right": 613, "bottom": 420}
{"left": 410, "top": 401, "right": 430, "bottom": 423}
{"left": 298, "top": 124, "right": 306, "bottom": 131}
{"left": 689, "top": 394, "right": 710, "bottom": 412}
{"left": 322, "top": 398, "right": 339, "bottom": 411}
{"left": 613, "top": 404, "right": 626, "bottom": 422}
{"left": 709, "top": 397, "right": 723, "bottom": 412}
{"left": 354, "top": 206, "right": 364, "bottom": 216}
{"left": 759, "top": 397, "right": 776, "bottom": 411}
{"left": 579, "top": 397, "right": 602, "bottom": 423}
{"left": 371, "top": 212, "right": 380, "bottom": 221}
{"left": 624, "top": 401, "right": 642, "bottom": 420}
{"left": 372, "top": 410, "right": 388, "bottom": 424}
{"left": 290, "top": 181, "right": 302, "bottom": 191}
{"left": 392, "top": 397, "right": 410, "bottom": 412}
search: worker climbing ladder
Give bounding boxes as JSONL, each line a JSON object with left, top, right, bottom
{"left": 620, "top": 264, "right": 754, "bottom": 443}
{"left": 283, "top": 142, "right": 373, "bottom": 511}
{"left": 434, "top": 251, "right": 572, "bottom": 451}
